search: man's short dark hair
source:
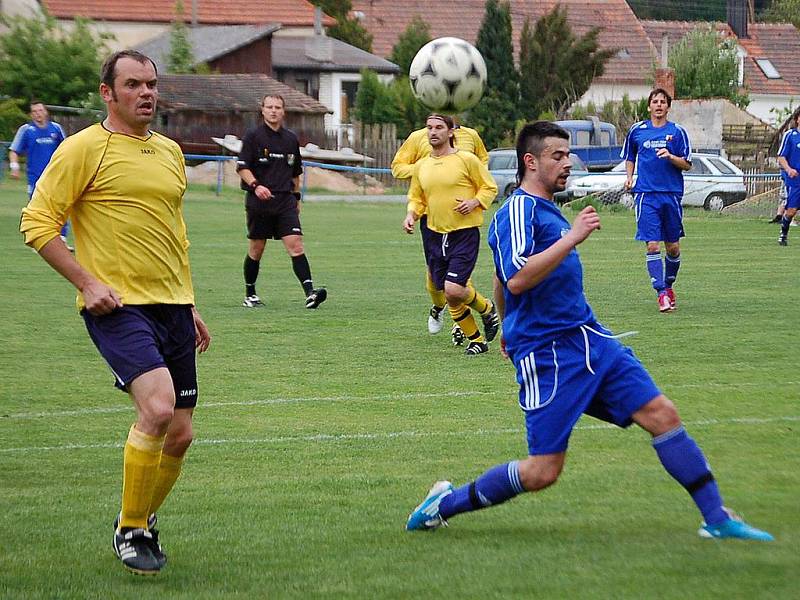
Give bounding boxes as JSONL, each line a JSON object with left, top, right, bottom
{"left": 648, "top": 87, "right": 673, "bottom": 106}
{"left": 515, "top": 121, "right": 570, "bottom": 182}
{"left": 262, "top": 94, "right": 285, "bottom": 107}
{"left": 101, "top": 50, "right": 157, "bottom": 88}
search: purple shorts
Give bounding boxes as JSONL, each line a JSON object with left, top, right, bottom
{"left": 82, "top": 304, "right": 198, "bottom": 408}
{"left": 423, "top": 226, "right": 480, "bottom": 288}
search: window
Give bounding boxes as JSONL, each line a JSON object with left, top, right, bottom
{"left": 489, "top": 153, "right": 516, "bottom": 170}
{"left": 708, "top": 157, "right": 736, "bottom": 175}
{"left": 689, "top": 159, "right": 711, "bottom": 175}
{"left": 755, "top": 58, "right": 781, "bottom": 79}
{"left": 574, "top": 130, "right": 590, "bottom": 146}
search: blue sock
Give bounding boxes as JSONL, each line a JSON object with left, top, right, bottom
{"left": 664, "top": 253, "right": 681, "bottom": 288}
{"left": 652, "top": 426, "right": 728, "bottom": 525}
{"left": 646, "top": 252, "right": 664, "bottom": 292}
{"left": 781, "top": 216, "right": 792, "bottom": 238}
{"left": 439, "top": 461, "right": 525, "bottom": 519}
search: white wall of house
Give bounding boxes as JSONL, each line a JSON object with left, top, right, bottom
{"left": 578, "top": 83, "right": 654, "bottom": 107}
{"left": 1, "top": 0, "right": 41, "bottom": 18}
{"left": 54, "top": 19, "right": 169, "bottom": 49}
{"left": 746, "top": 94, "right": 798, "bottom": 125}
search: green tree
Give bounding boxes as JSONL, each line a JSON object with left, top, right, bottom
{"left": 0, "top": 14, "right": 112, "bottom": 106}
{"left": 389, "top": 16, "right": 431, "bottom": 75}
{"left": 352, "top": 69, "right": 399, "bottom": 124}
{"left": 518, "top": 5, "right": 615, "bottom": 122}
{"left": 760, "top": 0, "right": 800, "bottom": 28}
{"left": 668, "top": 27, "right": 749, "bottom": 108}
{"left": 470, "top": 0, "right": 518, "bottom": 149}
{"left": 390, "top": 77, "right": 429, "bottom": 139}
{"left": 167, "top": 1, "right": 196, "bottom": 74}
{"left": 0, "top": 98, "right": 27, "bottom": 140}
{"left": 310, "top": 1, "right": 373, "bottom": 52}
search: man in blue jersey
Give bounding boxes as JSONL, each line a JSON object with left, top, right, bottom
{"left": 405, "top": 121, "right": 773, "bottom": 542}
{"left": 622, "top": 88, "right": 691, "bottom": 312}
{"left": 777, "top": 106, "right": 800, "bottom": 246}
{"left": 9, "top": 101, "right": 69, "bottom": 245}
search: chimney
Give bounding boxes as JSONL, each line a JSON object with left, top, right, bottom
{"left": 727, "top": 0, "right": 748, "bottom": 39}
{"left": 314, "top": 6, "right": 323, "bottom": 36}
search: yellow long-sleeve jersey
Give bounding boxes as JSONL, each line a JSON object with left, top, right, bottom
{"left": 391, "top": 126, "right": 489, "bottom": 179}
{"left": 20, "top": 123, "right": 195, "bottom": 310}
{"left": 407, "top": 150, "right": 497, "bottom": 234}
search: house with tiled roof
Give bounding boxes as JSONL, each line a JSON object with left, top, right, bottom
{"left": 351, "top": 0, "right": 659, "bottom": 107}
{"left": 641, "top": 19, "right": 800, "bottom": 124}
{"left": 156, "top": 73, "right": 330, "bottom": 153}
{"left": 39, "top": 0, "right": 335, "bottom": 48}
{"left": 134, "top": 23, "right": 399, "bottom": 134}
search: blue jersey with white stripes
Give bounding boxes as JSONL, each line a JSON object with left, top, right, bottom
{"left": 488, "top": 190, "right": 595, "bottom": 355}
{"left": 10, "top": 120, "right": 66, "bottom": 183}
{"left": 777, "top": 128, "right": 800, "bottom": 189}
{"left": 621, "top": 120, "right": 691, "bottom": 194}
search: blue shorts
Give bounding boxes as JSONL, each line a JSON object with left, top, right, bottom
{"left": 786, "top": 185, "right": 800, "bottom": 210}
{"left": 512, "top": 324, "right": 661, "bottom": 455}
{"left": 424, "top": 226, "right": 480, "bottom": 288}
{"left": 82, "top": 304, "right": 199, "bottom": 408}
{"left": 634, "top": 192, "right": 684, "bottom": 243}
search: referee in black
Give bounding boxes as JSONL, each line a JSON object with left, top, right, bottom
{"left": 237, "top": 93, "right": 327, "bottom": 309}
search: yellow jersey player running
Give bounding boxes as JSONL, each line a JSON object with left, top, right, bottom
{"left": 402, "top": 114, "right": 498, "bottom": 355}
{"left": 392, "top": 119, "right": 498, "bottom": 344}
{"left": 20, "top": 50, "right": 211, "bottom": 576}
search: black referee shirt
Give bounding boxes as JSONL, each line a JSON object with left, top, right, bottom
{"left": 236, "top": 124, "right": 303, "bottom": 197}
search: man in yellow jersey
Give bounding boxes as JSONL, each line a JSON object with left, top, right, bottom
{"left": 402, "top": 114, "right": 498, "bottom": 355}
{"left": 20, "top": 50, "right": 211, "bottom": 576}
{"left": 392, "top": 120, "right": 498, "bottom": 343}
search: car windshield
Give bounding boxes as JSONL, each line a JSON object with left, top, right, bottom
{"left": 489, "top": 153, "right": 516, "bottom": 170}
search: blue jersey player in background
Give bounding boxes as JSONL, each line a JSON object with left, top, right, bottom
{"left": 776, "top": 106, "right": 800, "bottom": 246}
{"left": 622, "top": 88, "right": 691, "bottom": 313}
{"left": 405, "top": 121, "right": 773, "bottom": 542}
{"left": 9, "top": 101, "right": 68, "bottom": 244}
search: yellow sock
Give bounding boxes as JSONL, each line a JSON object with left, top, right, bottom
{"left": 120, "top": 424, "right": 165, "bottom": 530}
{"left": 148, "top": 452, "right": 184, "bottom": 515}
{"left": 464, "top": 285, "right": 492, "bottom": 316}
{"left": 426, "top": 272, "right": 446, "bottom": 308}
{"left": 448, "top": 304, "right": 483, "bottom": 342}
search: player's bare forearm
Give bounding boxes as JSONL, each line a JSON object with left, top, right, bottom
{"left": 507, "top": 206, "right": 600, "bottom": 295}
{"left": 191, "top": 306, "right": 212, "bottom": 353}
{"left": 778, "top": 157, "right": 798, "bottom": 178}
{"left": 38, "top": 236, "right": 122, "bottom": 314}
{"left": 493, "top": 274, "right": 505, "bottom": 321}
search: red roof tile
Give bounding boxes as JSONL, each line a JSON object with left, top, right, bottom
{"left": 641, "top": 20, "right": 800, "bottom": 96}
{"left": 42, "top": 0, "right": 336, "bottom": 26}
{"left": 350, "top": 0, "right": 656, "bottom": 84}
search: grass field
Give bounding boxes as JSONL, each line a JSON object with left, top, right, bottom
{"left": 1, "top": 178, "right": 797, "bottom": 599}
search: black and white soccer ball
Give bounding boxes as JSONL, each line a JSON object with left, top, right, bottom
{"left": 409, "top": 37, "right": 487, "bottom": 113}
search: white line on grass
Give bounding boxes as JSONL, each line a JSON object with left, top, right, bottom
{"left": 4, "top": 382, "right": 800, "bottom": 421}
{"left": 1, "top": 415, "right": 797, "bottom": 454}
{"left": 1, "top": 390, "right": 496, "bottom": 420}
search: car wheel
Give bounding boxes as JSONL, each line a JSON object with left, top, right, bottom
{"left": 704, "top": 193, "right": 725, "bottom": 212}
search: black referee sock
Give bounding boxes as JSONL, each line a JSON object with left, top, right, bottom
{"left": 244, "top": 255, "right": 260, "bottom": 296}
{"left": 291, "top": 254, "right": 314, "bottom": 296}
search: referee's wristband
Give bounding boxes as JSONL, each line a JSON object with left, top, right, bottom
{"left": 249, "top": 180, "right": 259, "bottom": 191}
{"left": 9, "top": 161, "right": 19, "bottom": 171}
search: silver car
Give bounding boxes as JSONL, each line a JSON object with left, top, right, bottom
{"left": 488, "top": 148, "right": 588, "bottom": 203}
{"left": 566, "top": 153, "right": 747, "bottom": 211}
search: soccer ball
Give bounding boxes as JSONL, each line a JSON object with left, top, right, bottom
{"left": 409, "top": 37, "right": 487, "bottom": 113}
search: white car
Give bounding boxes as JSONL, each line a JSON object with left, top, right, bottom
{"left": 566, "top": 153, "right": 747, "bottom": 211}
